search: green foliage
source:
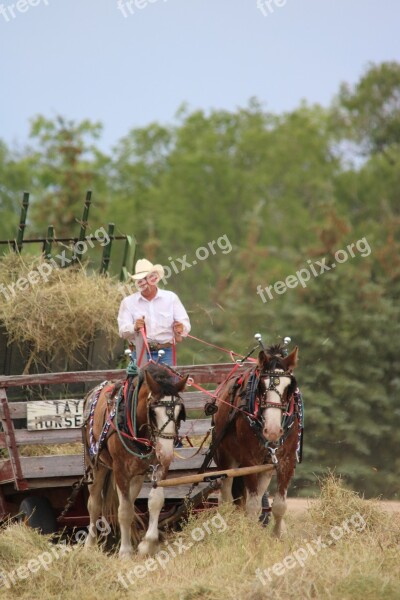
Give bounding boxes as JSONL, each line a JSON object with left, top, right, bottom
{"left": 0, "top": 140, "right": 32, "bottom": 240}
{"left": 334, "top": 61, "right": 400, "bottom": 156}
{"left": 27, "top": 115, "right": 109, "bottom": 237}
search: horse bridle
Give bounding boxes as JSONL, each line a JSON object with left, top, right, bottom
{"left": 146, "top": 393, "right": 186, "bottom": 440}
{"left": 259, "top": 370, "right": 296, "bottom": 412}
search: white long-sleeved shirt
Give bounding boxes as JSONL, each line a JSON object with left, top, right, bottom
{"left": 117, "top": 288, "right": 191, "bottom": 344}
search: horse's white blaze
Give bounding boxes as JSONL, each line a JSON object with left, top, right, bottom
{"left": 262, "top": 373, "right": 291, "bottom": 442}
{"left": 153, "top": 399, "right": 181, "bottom": 467}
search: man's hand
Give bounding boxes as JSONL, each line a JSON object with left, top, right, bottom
{"left": 173, "top": 321, "right": 184, "bottom": 342}
{"left": 134, "top": 316, "right": 145, "bottom": 332}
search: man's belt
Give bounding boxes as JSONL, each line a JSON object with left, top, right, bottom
{"left": 147, "top": 341, "right": 173, "bottom": 351}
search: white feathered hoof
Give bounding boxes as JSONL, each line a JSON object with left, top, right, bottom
{"left": 138, "top": 539, "right": 159, "bottom": 557}
{"left": 118, "top": 548, "right": 134, "bottom": 560}
{"left": 272, "top": 520, "right": 287, "bottom": 539}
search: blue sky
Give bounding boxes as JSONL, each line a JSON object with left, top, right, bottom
{"left": 1, "top": 0, "right": 399, "bottom": 152}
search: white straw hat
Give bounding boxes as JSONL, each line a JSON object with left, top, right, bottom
{"left": 130, "top": 258, "right": 165, "bottom": 281}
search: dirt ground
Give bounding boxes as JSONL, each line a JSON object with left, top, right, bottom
{"left": 287, "top": 497, "right": 400, "bottom": 514}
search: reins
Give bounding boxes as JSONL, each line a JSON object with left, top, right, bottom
{"left": 186, "top": 334, "right": 254, "bottom": 362}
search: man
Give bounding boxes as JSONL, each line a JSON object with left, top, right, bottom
{"left": 118, "top": 258, "right": 191, "bottom": 366}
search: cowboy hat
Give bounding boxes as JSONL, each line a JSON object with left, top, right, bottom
{"left": 130, "top": 258, "right": 165, "bottom": 281}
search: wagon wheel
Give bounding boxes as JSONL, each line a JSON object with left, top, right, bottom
{"left": 18, "top": 496, "right": 58, "bottom": 535}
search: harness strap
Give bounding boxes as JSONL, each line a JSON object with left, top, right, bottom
{"left": 107, "top": 386, "right": 154, "bottom": 448}
{"left": 193, "top": 377, "right": 244, "bottom": 476}
{"left": 88, "top": 381, "right": 113, "bottom": 461}
{"left": 111, "top": 386, "right": 155, "bottom": 459}
{"left": 138, "top": 325, "right": 151, "bottom": 366}
{"left": 187, "top": 334, "right": 248, "bottom": 360}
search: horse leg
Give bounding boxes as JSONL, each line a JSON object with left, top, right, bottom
{"left": 244, "top": 472, "right": 273, "bottom": 519}
{"left": 138, "top": 486, "right": 165, "bottom": 557}
{"left": 271, "top": 490, "right": 287, "bottom": 538}
{"left": 84, "top": 465, "right": 108, "bottom": 549}
{"left": 271, "top": 455, "right": 297, "bottom": 537}
{"left": 216, "top": 449, "right": 239, "bottom": 504}
{"left": 116, "top": 475, "right": 144, "bottom": 559}
{"left": 220, "top": 471, "right": 237, "bottom": 504}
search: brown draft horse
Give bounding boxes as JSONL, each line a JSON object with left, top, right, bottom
{"left": 213, "top": 345, "right": 300, "bottom": 537}
{"left": 82, "top": 363, "right": 187, "bottom": 559}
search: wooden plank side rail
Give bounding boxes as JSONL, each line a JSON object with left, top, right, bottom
{"left": 0, "top": 391, "right": 214, "bottom": 420}
{"left": 0, "top": 363, "right": 250, "bottom": 388}
{"left": 0, "top": 449, "right": 216, "bottom": 481}
{"left": 0, "top": 419, "right": 212, "bottom": 448}
{"left": 0, "top": 389, "right": 29, "bottom": 491}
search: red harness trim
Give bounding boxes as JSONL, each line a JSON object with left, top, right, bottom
{"left": 286, "top": 394, "right": 295, "bottom": 417}
{"left": 138, "top": 324, "right": 151, "bottom": 366}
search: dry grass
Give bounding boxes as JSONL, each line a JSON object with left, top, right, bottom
{"left": 0, "top": 475, "right": 399, "bottom": 600}
{"left": 18, "top": 443, "right": 82, "bottom": 457}
{"left": 0, "top": 252, "right": 121, "bottom": 370}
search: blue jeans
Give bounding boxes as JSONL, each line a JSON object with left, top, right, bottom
{"left": 132, "top": 347, "right": 174, "bottom": 366}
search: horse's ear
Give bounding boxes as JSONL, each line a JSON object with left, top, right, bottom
{"left": 174, "top": 375, "right": 188, "bottom": 394}
{"left": 144, "top": 370, "right": 162, "bottom": 396}
{"left": 257, "top": 350, "right": 268, "bottom": 369}
{"left": 282, "top": 346, "right": 299, "bottom": 372}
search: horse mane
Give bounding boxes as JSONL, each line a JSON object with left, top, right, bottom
{"left": 142, "top": 363, "right": 181, "bottom": 396}
{"left": 264, "top": 344, "right": 286, "bottom": 371}
{"left": 266, "top": 344, "right": 285, "bottom": 357}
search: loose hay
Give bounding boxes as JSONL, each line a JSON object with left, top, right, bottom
{"left": 0, "top": 475, "right": 399, "bottom": 600}
{"left": 0, "top": 252, "right": 122, "bottom": 370}
{"left": 18, "top": 443, "right": 82, "bottom": 457}
{"left": 308, "top": 471, "right": 386, "bottom": 532}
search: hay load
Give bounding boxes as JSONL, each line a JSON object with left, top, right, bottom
{"left": 0, "top": 252, "right": 124, "bottom": 373}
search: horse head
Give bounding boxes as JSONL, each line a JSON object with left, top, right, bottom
{"left": 142, "top": 364, "right": 188, "bottom": 468}
{"left": 257, "top": 345, "right": 298, "bottom": 443}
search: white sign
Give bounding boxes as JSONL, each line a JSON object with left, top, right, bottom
{"left": 27, "top": 400, "right": 84, "bottom": 430}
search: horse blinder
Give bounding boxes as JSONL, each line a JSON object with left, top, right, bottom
{"left": 147, "top": 395, "right": 186, "bottom": 439}
{"left": 259, "top": 372, "right": 296, "bottom": 412}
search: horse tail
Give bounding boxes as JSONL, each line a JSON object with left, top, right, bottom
{"left": 101, "top": 471, "right": 119, "bottom": 531}
{"left": 101, "top": 471, "right": 145, "bottom": 546}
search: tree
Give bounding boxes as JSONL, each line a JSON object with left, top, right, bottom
{"left": 279, "top": 213, "right": 400, "bottom": 497}
{"left": 333, "top": 61, "right": 400, "bottom": 159}
{"left": 0, "top": 140, "right": 32, "bottom": 241}
{"left": 28, "top": 115, "right": 108, "bottom": 237}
